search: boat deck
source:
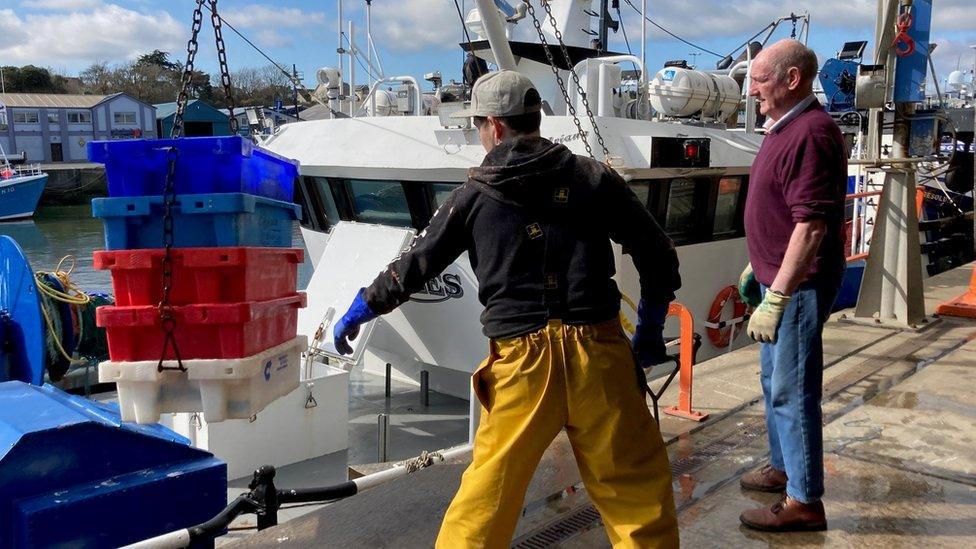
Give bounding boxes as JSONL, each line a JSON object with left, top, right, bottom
{"left": 227, "top": 263, "right": 976, "bottom": 548}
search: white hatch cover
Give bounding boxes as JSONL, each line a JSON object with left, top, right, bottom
{"left": 299, "top": 221, "right": 415, "bottom": 363}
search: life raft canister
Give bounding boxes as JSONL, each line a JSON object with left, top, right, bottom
{"left": 705, "top": 285, "right": 747, "bottom": 348}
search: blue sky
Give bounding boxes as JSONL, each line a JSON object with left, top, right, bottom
{"left": 1, "top": 0, "right": 974, "bottom": 91}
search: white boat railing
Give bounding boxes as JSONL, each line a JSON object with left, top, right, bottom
{"left": 0, "top": 163, "right": 44, "bottom": 180}
{"left": 14, "top": 164, "right": 43, "bottom": 177}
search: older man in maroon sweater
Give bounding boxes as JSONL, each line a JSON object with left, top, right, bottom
{"left": 736, "top": 39, "right": 847, "bottom": 532}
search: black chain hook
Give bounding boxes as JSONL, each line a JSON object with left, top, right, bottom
{"left": 158, "top": 148, "right": 186, "bottom": 372}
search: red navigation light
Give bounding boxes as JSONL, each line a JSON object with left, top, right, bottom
{"left": 683, "top": 140, "right": 700, "bottom": 160}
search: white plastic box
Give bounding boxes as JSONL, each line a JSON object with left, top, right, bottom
{"left": 100, "top": 336, "right": 306, "bottom": 424}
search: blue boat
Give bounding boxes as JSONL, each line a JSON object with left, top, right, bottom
{"left": 0, "top": 168, "right": 48, "bottom": 221}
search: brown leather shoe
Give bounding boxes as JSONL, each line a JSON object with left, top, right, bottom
{"left": 740, "top": 464, "right": 787, "bottom": 492}
{"left": 739, "top": 495, "right": 827, "bottom": 532}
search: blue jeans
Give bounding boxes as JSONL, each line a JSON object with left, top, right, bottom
{"left": 759, "top": 278, "right": 840, "bottom": 503}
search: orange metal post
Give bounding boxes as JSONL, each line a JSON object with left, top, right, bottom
{"left": 662, "top": 302, "right": 709, "bottom": 421}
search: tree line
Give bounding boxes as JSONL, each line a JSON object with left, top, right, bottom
{"left": 1, "top": 50, "right": 295, "bottom": 108}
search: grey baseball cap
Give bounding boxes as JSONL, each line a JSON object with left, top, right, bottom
{"left": 450, "top": 70, "right": 543, "bottom": 118}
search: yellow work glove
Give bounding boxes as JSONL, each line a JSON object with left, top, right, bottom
{"left": 747, "top": 290, "right": 791, "bottom": 343}
{"left": 738, "top": 263, "right": 762, "bottom": 308}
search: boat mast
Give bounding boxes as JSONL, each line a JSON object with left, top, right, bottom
{"left": 641, "top": 0, "right": 647, "bottom": 73}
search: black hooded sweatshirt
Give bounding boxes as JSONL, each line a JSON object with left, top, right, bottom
{"left": 363, "top": 136, "right": 681, "bottom": 339}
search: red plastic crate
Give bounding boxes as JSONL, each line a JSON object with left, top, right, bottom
{"left": 97, "top": 293, "right": 306, "bottom": 361}
{"left": 93, "top": 247, "right": 303, "bottom": 306}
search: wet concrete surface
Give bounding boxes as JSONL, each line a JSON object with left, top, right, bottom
{"left": 228, "top": 264, "right": 976, "bottom": 547}
{"left": 677, "top": 454, "right": 976, "bottom": 548}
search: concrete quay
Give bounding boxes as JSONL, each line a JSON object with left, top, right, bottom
{"left": 232, "top": 263, "right": 976, "bottom": 548}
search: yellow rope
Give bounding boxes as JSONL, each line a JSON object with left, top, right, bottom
{"left": 35, "top": 255, "right": 91, "bottom": 306}
{"left": 35, "top": 255, "right": 90, "bottom": 364}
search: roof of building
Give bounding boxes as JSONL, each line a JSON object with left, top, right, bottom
{"left": 0, "top": 92, "right": 123, "bottom": 109}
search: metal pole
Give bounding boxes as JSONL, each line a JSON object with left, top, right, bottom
{"left": 598, "top": 0, "right": 609, "bottom": 53}
{"left": 366, "top": 0, "right": 374, "bottom": 87}
{"left": 385, "top": 363, "right": 392, "bottom": 399}
{"left": 473, "top": 0, "right": 518, "bottom": 71}
{"left": 337, "top": 0, "right": 343, "bottom": 80}
{"left": 640, "top": 0, "right": 646, "bottom": 81}
{"left": 420, "top": 370, "right": 429, "bottom": 407}
{"left": 348, "top": 20, "right": 356, "bottom": 117}
{"left": 377, "top": 413, "right": 389, "bottom": 462}
{"left": 292, "top": 64, "right": 300, "bottom": 121}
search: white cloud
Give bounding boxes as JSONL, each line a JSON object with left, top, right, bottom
{"left": 220, "top": 4, "right": 328, "bottom": 49}
{"left": 372, "top": 0, "right": 462, "bottom": 52}
{"left": 20, "top": 0, "right": 102, "bottom": 9}
{"left": 0, "top": 4, "right": 184, "bottom": 67}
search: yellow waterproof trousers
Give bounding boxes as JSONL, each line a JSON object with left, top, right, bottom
{"left": 436, "top": 319, "right": 678, "bottom": 548}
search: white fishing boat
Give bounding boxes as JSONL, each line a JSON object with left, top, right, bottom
{"left": 262, "top": 0, "right": 789, "bottom": 403}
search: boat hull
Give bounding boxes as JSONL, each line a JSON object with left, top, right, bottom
{"left": 0, "top": 174, "right": 47, "bottom": 221}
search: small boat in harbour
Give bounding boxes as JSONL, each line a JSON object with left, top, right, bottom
{"left": 0, "top": 160, "right": 47, "bottom": 221}
{"left": 0, "top": 100, "right": 48, "bottom": 221}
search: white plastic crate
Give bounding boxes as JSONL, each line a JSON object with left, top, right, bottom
{"left": 100, "top": 336, "right": 306, "bottom": 424}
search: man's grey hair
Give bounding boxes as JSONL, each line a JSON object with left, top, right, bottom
{"left": 769, "top": 40, "right": 819, "bottom": 84}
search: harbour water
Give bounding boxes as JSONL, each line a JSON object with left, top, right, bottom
{"left": 0, "top": 205, "right": 314, "bottom": 293}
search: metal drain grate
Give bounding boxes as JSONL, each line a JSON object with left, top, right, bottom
{"left": 668, "top": 418, "right": 767, "bottom": 476}
{"left": 512, "top": 505, "right": 603, "bottom": 548}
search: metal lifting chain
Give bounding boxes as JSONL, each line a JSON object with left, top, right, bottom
{"left": 525, "top": 2, "right": 592, "bottom": 159}
{"left": 173, "top": 0, "right": 205, "bottom": 139}
{"left": 530, "top": 1, "right": 611, "bottom": 162}
{"left": 790, "top": 13, "right": 797, "bottom": 39}
{"left": 158, "top": 148, "right": 186, "bottom": 372}
{"left": 209, "top": 0, "right": 239, "bottom": 134}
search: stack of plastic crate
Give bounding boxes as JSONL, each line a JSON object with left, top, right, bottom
{"left": 88, "top": 136, "right": 307, "bottom": 424}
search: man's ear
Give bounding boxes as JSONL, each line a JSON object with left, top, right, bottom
{"left": 489, "top": 117, "right": 505, "bottom": 142}
{"left": 787, "top": 67, "right": 802, "bottom": 91}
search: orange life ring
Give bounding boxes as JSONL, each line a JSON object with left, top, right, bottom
{"left": 706, "top": 285, "right": 747, "bottom": 348}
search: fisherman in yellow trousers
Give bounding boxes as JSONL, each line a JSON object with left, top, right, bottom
{"left": 335, "top": 70, "right": 680, "bottom": 548}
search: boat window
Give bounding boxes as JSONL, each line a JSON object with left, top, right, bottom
{"left": 431, "top": 183, "right": 459, "bottom": 209}
{"left": 712, "top": 177, "right": 742, "bottom": 238}
{"left": 310, "top": 177, "right": 342, "bottom": 228}
{"left": 665, "top": 178, "right": 697, "bottom": 241}
{"left": 46, "top": 113, "right": 59, "bottom": 124}
{"left": 348, "top": 179, "right": 412, "bottom": 227}
{"left": 12, "top": 111, "right": 39, "bottom": 124}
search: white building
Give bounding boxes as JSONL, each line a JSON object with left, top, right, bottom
{"left": 0, "top": 92, "right": 157, "bottom": 163}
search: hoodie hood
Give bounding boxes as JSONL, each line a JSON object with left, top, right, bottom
{"left": 467, "top": 136, "right": 576, "bottom": 207}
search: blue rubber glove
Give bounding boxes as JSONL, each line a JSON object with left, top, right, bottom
{"left": 333, "top": 288, "right": 379, "bottom": 355}
{"left": 632, "top": 300, "right": 669, "bottom": 367}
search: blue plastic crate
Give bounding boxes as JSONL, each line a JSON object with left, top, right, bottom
{"left": 92, "top": 192, "right": 300, "bottom": 250}
{"left": 87, "top": 136, "right": 299, "bottom": 202}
